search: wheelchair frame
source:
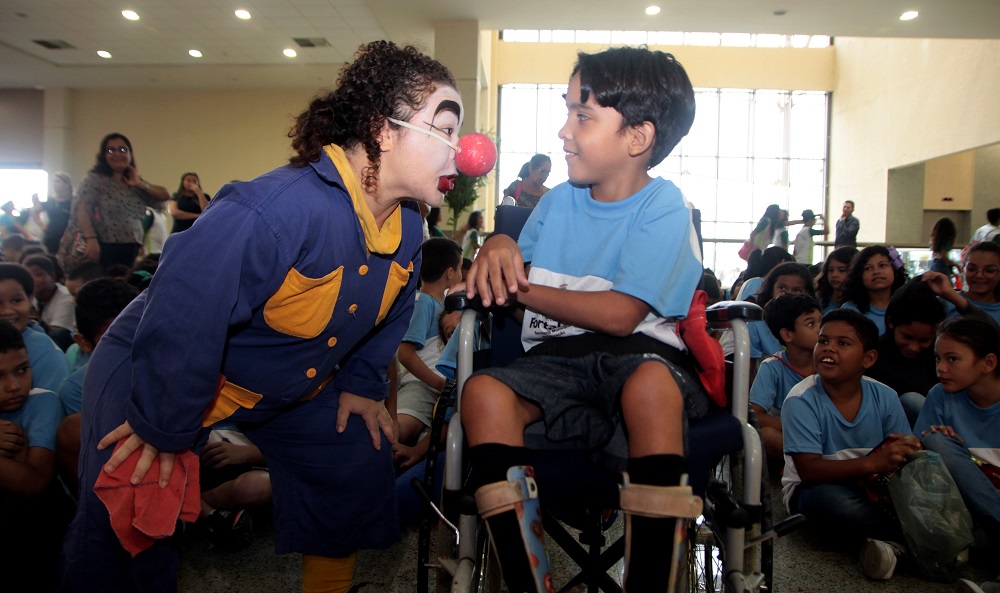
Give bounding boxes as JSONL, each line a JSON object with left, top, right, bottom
{"left": 417, "top": 299, "right": 794, "bottom": 593}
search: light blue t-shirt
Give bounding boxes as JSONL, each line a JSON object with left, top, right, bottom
{"left": 58, "top": 362, "right": 87, "bottom": 416}
{"left": 840, "top": 301, "right": 887, "bottom": 336}
{"left": 23, "top": 326, "right": 70, "bottom": 393}
{"left": 781, "top": 375, "right": 909, "bottom": 509}
{"left": 517, "top": 177, "right": 703, "bottom": 352}
{"left": 748, "top": 320, "right": 783, "bottom": 359}
{"left": 915, "top": 383, "right": 1000, "bottom": 466}
{"left": 0, "top": 388, "right": 64, "bottom": 451}
{"left": 736, "top": 277, "right": 765, "bottom": 302}
{"left": 941, "top": 295, "right": 1000, "bottom": 327}
{"left": 749, "top": 351, "right": 810, "bottom": 417}
{"left": 820, "top": 300, "right": 841, "bottom": 317}
{"left": 402, "top": 292, "right": 444, "bottom": 349}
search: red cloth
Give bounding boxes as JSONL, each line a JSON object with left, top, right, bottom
{"left": 94, "top": 441, "right": 200, "bottom": 557}
{"left": 677, "top": 290, "right": 727, "bottom": 408}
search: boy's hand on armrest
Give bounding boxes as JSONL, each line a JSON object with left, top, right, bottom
{"left": 0, "top": 419, "right": 26, "bottom": 459}
{"left": 466, "top": 234, "right": 529, "bottom": 307}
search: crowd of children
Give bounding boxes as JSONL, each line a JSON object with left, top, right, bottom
{"left": 2, "top": 39, "right": 999, "bottom": 593}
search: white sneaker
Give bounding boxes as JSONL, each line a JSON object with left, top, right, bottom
{"left": 859, "top": 538, "right": 906, "bottom": 580}
{"left": 957, "top": 579, "right": 1000, "bottom": 593}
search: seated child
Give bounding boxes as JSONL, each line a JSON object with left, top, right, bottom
{"left": 0, "top": 263, "right": 68, "bottom": 392}
{"left": 1, "top": 233, "right": 26, "bottom": 263}
{"left": 781, "top": 308, "right": 919, "bottom": 580}
{"left": 915, "top": 317, "right": 1000, "bottom": 552}
{"left": 722, "top": 261, "right": 815, "bottom": 359}
{"left": 951, "top": 242, "right": 1000, "bottom": 326}
{"left": 64, "top": 261, "right": 109, "bottom": 297}
{"left": 395, "top": 237, "right": 462, "bottom": 449}
{"left": 750, "top": 293, "right": 821, "bottom": 466}
{"left": 55, "top": 279, "right": 139, "bottom": 492}
{"left": 199, "top": 428, "right": 272, "bottom": 550}
{"left": 0, "top": 321, "right": 67, "bottom": 589}
{"left": 866, "top": 276, "right": 951, "bottom": 426}
{"left": 840, "top": 245, "right": 909, "bottom": 336}
{"left": 462, "top": 46, "right": 705, "bottom": 592}
{"left": 24, "top": 254, "right": 75, "bottom": 333}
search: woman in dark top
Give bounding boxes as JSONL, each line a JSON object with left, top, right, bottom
{"left": 169, "top": 172, "right": 211, "bottom": 233}
{"left": 43, "top": 172, "right": 74, "bottom": 254}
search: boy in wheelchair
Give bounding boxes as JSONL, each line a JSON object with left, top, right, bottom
{"left": 462, "top": 46, "right": 708, "bottom": 592}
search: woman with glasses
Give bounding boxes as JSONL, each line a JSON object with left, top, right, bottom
{"left": 70, "top": 133, "right": 169, "bottom": 268}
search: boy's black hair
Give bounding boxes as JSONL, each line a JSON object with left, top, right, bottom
{"left": 820, "top": 308, "right": 879, "bottom": 352}
{"left": 0, "top": 262, "right": 33, "bottom": 296}
{"left": 938, "top": 316, "right": 1000, "bottom": 377}
{"left": 23, "top": 254, "right": 56, "bottom": 279}
{"left": 1, "top": 233, "right": 26, "bottom": 252}
{"left": 67, "top": 261, "right": 109, "bottom": 283}
{"left": 746, "top": 246, "right": 794, "bottom": 281}
{"left": 75, "top": 279, "right": 140, "bottom": 343}
{"left": 764, "top": 293, "right": 821, "bottom": 344}
{"left": 419, "top": 237, "right": 462, "bottom": 283}
{"left": 844, "top": 245, "right": 908, "bottom": 313}
{"left": 884, "top": 276, "right": 945, "bottom": 328}
{"left": 755, "top": 262, "right": 816, "bottom": 307}
{"left": 987, "top": 208, "right": 1000, "bottom": 226}
{"left": 18, "top": 246, "right": 46, "bottom": 264}
{"left": 462, "top": 257, "right": 473, "bottom": 272}
{"left": 700, "top": 271, "right": 721, "bottom": 300}
{"left": 0, "top": 320, "right": 25, "bottom": 354}
{"left": 572, "top": 46, "right": 695, "bottom": 168}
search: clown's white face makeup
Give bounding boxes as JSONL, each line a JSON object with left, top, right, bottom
{"left": 381, "top": 86, "right": 463, "bottom": 207}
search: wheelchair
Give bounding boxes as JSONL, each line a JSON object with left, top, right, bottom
{"left": 412, "top": 205, "right": 803, "bottom": 593}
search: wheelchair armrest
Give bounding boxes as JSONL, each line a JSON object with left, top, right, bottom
{"left": 706, "top": 300, "right": 763, "bottom": 323}
{"left": 444, "top": 290, "right": 489, "bottom": 314}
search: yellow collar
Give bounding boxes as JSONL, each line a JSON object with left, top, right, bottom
{"left": 323, "top": 144, "right": 401, "bottom": 255}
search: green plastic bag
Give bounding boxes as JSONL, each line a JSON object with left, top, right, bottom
{"left": 887, "top": 450, "right": 975, "bottom": 582}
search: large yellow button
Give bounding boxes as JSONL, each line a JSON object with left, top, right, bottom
{"left": 358, "top": 265, "right": 369, "bottom": 276}
{"left": 327, "top": 337, "right": 338, "bottom": 348}
{"left": 348, "top": 304, "right": 358, "bottom": 314}
{"left": 306, "top": 368, "right": 317, "bottom": 378}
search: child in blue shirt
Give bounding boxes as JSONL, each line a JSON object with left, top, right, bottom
{"left": 750, "top": 293, "right": 821, "bottom": 467}
{"left": 462, "top": 47, "right": 704, "bottom": 592}
{"left": 395, "top": 238, "right": 462, "bottom": 450}
{"left": 841, "top": 245, "right": 908, "bottom": 336}
{"left": 916, "top": 317, "right": 1000, "bottom": 553}
{"left": 0, "top": 319, "right": 66, "bottom": 590}
{"left": 816, "top": 247, "right": 858, "bottom": 315}
{"left": 0, "top": 263, "right": 69, "bottom": 393}
{"left": 745, "top": 261, "right": 817, "bottom": 359}
{"left": 782, "top": 308, "right": 918, "bottom": 580}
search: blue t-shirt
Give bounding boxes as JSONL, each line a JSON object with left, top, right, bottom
{"left": 23, "top": 326, "right": 69, "bottom": 393}
{"left": 915, "top": 384, "right": 1000, "bottom": 466}
{"left": 401, "top": 292, "right": 444, "bottom": 349}
{"left": 58, "top": 362, "right": 87, "bottom": 416}
{"left": 820, "top": 300, "right": 841, "bottom": 317}
{"left": 781, "top": 375, "right": 909, "bottom": 509}
{"left": 748, "top": 320, "right": 783, "bottom": 359}
{"left": 517, "top": 178, "right": 703, "bottom": 352}
{"left": 749, "top": 351, "right": 809, "bottom": 417}
{"left": 0, "top": 388, "right": 63, "bottom": 451}
{"left": 736, "top": 277, "right": 765, "bottom": 302}
{"left": 840, "top": 301, "right": 887, "bottom": 336}
{"left": 942, "top": 295, "right": 1000, "bottom": 327}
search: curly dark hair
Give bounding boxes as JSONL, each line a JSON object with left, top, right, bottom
{"left": 288, "top": 41, "right": 456, "bottom": 193}
{"left": 815, "top": 246, "right": 858, "bottom": 309}
{"left": 844, "top": 245, "right": 908, "bottom": 313}
{"left": 90, "top": 133, "right": 135, "bottom": 177}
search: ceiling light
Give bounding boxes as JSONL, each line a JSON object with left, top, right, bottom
{"left": 900, "top": 10, "right": 919, "bottom": 20}
{"left": 97, "top": 50, "right": 112, "bottom": 59}
{"left": 121, "top": 10, "right": 139, "bottom": 21}
{"left": 283, "top": 48, "right": 297, "bottom": 58}
{"left": 645, "top": 6, "right": 661, "bottom": 15}
{"left": 189, "top": 49, "right": 202, "bottom": 58}
{"left": 235, "top": 9, "right": 251, "bottom": 20}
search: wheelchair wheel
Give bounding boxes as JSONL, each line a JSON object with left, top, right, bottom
{"left": 683, "top": 517, "right": 723, "bottom": 593}
{"left": 471, "top": 521, "right": 503, "bottom": 593}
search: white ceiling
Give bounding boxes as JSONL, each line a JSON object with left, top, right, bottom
{"left": 1, "top": 0, "right": 999, "bottom": 89}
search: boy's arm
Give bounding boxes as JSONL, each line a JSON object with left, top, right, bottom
{"left": 791, "top": 437, "right": 918, "bottom": 485}
{"left": 751, "top": 403, "right": 782, "bottom": 432}
{"left": 0, "top": 446, "right": 56, "bottom": 497}
{"left": 466, "top": 234, "right": 529, "bottom": 307}
{"left": 397, "top": 342, "right": 446, "bottom": 393}
{"left": 517, "top": 286, "right": 651, "bottom": 338}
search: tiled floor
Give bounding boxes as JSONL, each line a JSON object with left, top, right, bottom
{"left": 177, "top": 477, "right": 994, "bottom": 593}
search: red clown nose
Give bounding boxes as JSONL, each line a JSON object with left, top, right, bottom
{"left": 455, "top": 133, "right": 497, "bottom": 178}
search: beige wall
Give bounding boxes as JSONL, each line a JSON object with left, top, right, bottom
{"left": 0, "top": 89, "right": 44, "bottom": 167}
{"left": 495, "top": 42, "right": 836, "bottom": 90}
{"left": 61, "top": 88, "right": 318, "bottom": 195}
{"left": 829, "top": 37, "right": 1000, "bottom": 243}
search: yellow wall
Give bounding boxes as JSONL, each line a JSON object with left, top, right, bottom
{"left": 495, "top": 42, "right": 835, "bottom": 90}
{"left": 829, "top": 37, "right": 1000, "bottom": 242}
{"left": 61, "top": 88, "right": 317, "bottom": 195}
